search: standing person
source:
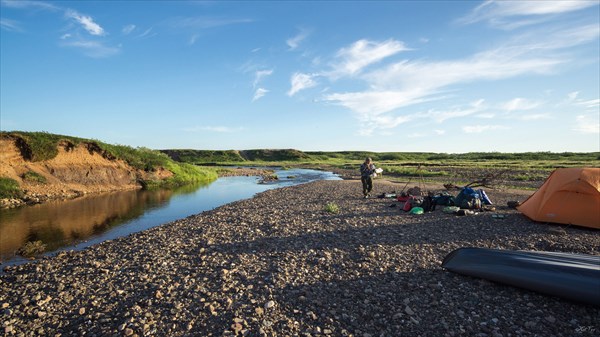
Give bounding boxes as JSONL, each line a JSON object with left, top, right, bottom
{"left": 360, "top": 157, "right": 376, "bottom": 198}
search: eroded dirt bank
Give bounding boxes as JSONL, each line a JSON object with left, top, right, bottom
{"left": 0, "top": 138, "right": 172, "bottom": 208}
{"left": 1, "top": 180, "right": 598, "bottom": 336}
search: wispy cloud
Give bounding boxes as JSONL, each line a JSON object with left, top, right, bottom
{"left": 183, "top": 126, "right": 244, "bottom": 133}
{"left": 458, "top": 0, "right": 598, "bottom": 29}
{"left": 65, "top": 9, "right": 105, "bottom": 36}
{"left": 253, "top": 69, "right": 273, "bottom": 88}
{"left": 573, "top": 114, "right": 600, "bottom": 134}
{"left": 287, "top": 72, "right": 317, "bottom": 96}
{"left": 167, "top": 16, "right": 253, "bottom": 30}
{"left": 0, "top": 17, "right": 22, "bottom": 32}
{"left": 253, "top": 88, "right": 269, "bottom": 102}
{"left": 0, "top": 0, "right": 58, "bottom": 11}
{"left": 428, "top": 100, "right": 487, "bottom": 123}
{"left": 122, "top": 24, "right": 136, "bottom": 35}
{"left": 137, "top": 27, "right": 155, "bottom": 39}
{"left": 327, "top": 39, "right": 409, "bottom": 78}
{"left": 321, "top": 22, "right": 598, "bottom": 134}
{"left": 286, "top": 28, "right": 310, "bottom": 50}
{"left": 567, "top": 92, "right": 600, "bottom": 110}
{"left": 61, "top": 39, "right": 120, "bottom": 58}
{"left": 518, "top": 113, "right": 551, "bottom": 121}
{"left": 462, "top": 124, "right": 509, "bottom": 133}
{"left": 501, "top": 98, "right": 542, "bottom": 111}
{"left": 188, "top": 34, "right": 199, "bottom": 45}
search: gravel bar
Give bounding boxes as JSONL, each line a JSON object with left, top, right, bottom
{"left": 1, "top": 179, "right": 599, "bottom": 336}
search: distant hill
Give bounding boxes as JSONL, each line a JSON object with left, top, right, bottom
{"left": 160, "top": 149, "right": 312, "bottom": 164}
{"left": 160, "top": 148, "right": 600, "bottom": 165}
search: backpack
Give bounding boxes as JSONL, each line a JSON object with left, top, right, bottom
{"left": 421, "top": 195, "right": 433, "bottom": 212}
{"left": 433, "top": 193, "right": 454, "bottom": 206}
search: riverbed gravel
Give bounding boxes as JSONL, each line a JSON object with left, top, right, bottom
{"left": 1, "top": 179, "right": 598, "bottom": 336}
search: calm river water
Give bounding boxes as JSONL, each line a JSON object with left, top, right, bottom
{"left": 0, "top": 168, "right": 340, "bottom": 266}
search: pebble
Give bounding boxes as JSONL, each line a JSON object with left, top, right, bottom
{"left": 0, "top": 180, "right": 597, "bottom": 336}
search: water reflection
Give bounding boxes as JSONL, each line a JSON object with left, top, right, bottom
{"left": 0, "top": 187, "right": 185, "bottom": 261}
{"left": 0, "top": 168, "right": 340, "bottom": 264}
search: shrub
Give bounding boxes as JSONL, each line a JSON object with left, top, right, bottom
{"left": 17, "top": 240, "right": 46, "bottom": 257}
{"left": 324, "top": 202, "right": 340, "bottom": 213}
{"left": 0, "top": 177, "right": 23, "bottom": 199}
{"left": 22, "top": 171, "right": 47, "bottom": 184}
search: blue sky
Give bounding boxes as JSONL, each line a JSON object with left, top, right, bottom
{"left": 1, "top": 0, "right": 599, "bottom": 153}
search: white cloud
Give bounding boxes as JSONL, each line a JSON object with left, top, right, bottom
{"left": 567, "top": 91, "right": 579, "bottom": 101}
{"left": 122, "top": 24, "right": 136, "bottom": 35}
{"left": 575, "top": 98, "right": 600, "bottom": 110}
{"left": 287, "top": 72, "right": 317, "bottom": 96}
{"left": 286, "top": 29, "right": 309, "bottom": 50}
{"left": 183, "top": 126, "right": 244, "bottom": 133}
{"left": 518, "top": 113, "right": 551, "bottom": 121}
{"left": 253, "top": 69, "right": 273, "bottom": 88}
{"left": 566, "top": 92, "right": 600, "bottom": 111}
{"left": 434, "top": 130, "right": 446, "bottom": 135}
{"left": 459, "top": 0, "right": 598, "bottom": 29}
{"left": 1, "top": 0, "right": 58, "bottom": 11}
{"left": 428, "top": 99, "right": 487, "bottom": 123}
{"left": 322, "top": 23, "right": 598, "bottom": 134}
{"left": 501, "top": 98, "right": 542, "bottom": 111}
{"left": 61, "top": 39, "right": 119, "bottom": 58}
{"left": 65, "top": 9, "right": 105, "bottom": 36}
{"left": 573, "top": 114, "right": 600, "bottom": 134}
{"left": 0, "top": 18, "right": 22, "bottom": 32}
{"left": 188, "top": 34, "right": 199, "bottom": 45}
{"left": 252, "top": 88, "right": 269, "bottom": 102}
{"left": 355, "top": 111, "right": 415, "bottom": 136}
{"left": 325, "top": 89, "right": 436, "bottom": 116}
{"left": 60, "top": 33, "right": 71, "bottom": 39}
{"left": 462, "top": 125, "right": 509, "bottom": 133}
{"left": 167, "top": 16, "right": 253, "bottom": 29}
{"left": 328, "top": 39, "right": 409, "bottom": 78}
{"left": 137, "top": 27, "right": 155, "bottom": 39}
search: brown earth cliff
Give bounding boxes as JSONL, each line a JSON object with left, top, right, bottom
{"left": 0, "top": 137, "right": 172, "bottom": 208}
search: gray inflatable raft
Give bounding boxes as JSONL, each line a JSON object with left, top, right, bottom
{"left": 442, "top": 247, "right": 600, "bottom": 306}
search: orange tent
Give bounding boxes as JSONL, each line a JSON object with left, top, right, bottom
{"left": 517, "top": 167, "right": 600, "bottom": 229}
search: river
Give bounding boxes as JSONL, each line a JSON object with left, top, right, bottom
{"left": 0, "top": 168, "right": 340, "bottom": 267}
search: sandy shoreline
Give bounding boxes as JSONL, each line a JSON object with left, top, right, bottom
{"left": 1, "top": 179, "right": 598, "bottom": 336}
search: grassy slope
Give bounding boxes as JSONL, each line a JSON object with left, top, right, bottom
{"left": 0, "top": 132, "right": 218, "bottom": 198}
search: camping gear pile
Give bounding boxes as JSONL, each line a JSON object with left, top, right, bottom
{"left": 391, "top": 185, "right": 494, "bottom": 216}
{"left": 377, "top": 166, "right": 599, "bottom": 225}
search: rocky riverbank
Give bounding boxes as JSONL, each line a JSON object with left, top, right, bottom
{"left": 1, "top": 179, "right": 598, "bottom": 336}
